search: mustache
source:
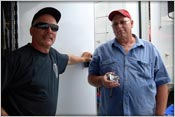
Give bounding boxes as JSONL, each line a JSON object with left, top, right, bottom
{"left": 43, "top": 34, "right": 54, "bottom": 40}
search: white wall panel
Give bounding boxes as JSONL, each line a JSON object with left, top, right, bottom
{"left": 95, "top": 18, "right": 107, "bottom": 33}
{"left": 95, "top": 33, "right": 107, "bottom": 48}
{"left": 95, "top": 2, "right": 108, "bottom": 18}
{"left": 151, "top": 2, "right": 174, "bottom": 81}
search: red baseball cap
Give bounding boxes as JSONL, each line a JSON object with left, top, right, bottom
{"left": 108, "top": 9, "right": 131, "bottom": 21}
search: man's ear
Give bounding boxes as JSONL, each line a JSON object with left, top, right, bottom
{"left": 30, "top": 27, "right": 33, "bottom": 36}
{"left": 131, "top": 20, "right": 134, "bottom": 28}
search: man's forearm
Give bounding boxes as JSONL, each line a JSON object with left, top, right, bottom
{"left": 68, "top": 54, "right": 84, "bottom": 65}
{"left": 88, "top": 75, "right": 103, "bottom": 87}
{"left": 68, "top": 52, "right": 92, "bottom": 65}
{"left": 155, "top": 84, "right": 169, "bottom": 116}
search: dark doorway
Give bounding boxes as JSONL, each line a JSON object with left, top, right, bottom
{"left": 1, "top": 1, "right": 18, "bottom": 57}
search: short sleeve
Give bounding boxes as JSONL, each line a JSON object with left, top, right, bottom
{"left": 88, "top": 49, "right": 100, "bottom": 75}
{"left": 153, "top": 46, "right": 171, "bottom": 86}
{"left": 58, "top": 53, "right": 69, "bottom": 74}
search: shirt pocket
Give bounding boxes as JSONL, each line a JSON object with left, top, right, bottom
{"left": 100, "top": 58, "right": 119, "bottom": 75}
{"left": 129, "top": 57, "right": 152, "bottom": 79}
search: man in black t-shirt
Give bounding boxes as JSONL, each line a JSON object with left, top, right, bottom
{"left": 1, "top": 7, "right": 92, "bottom": 116}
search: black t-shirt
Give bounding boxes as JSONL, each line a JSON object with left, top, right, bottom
{"left": 1, "top": 43, "right": 68, "bottom": 115}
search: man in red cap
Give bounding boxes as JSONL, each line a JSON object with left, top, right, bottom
{"left": 88, "top": 9, "right": 170, "bottom": 116}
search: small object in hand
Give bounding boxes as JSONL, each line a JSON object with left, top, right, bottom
{"left": 107, "top": 73, "right": 120, "bottom": 83}
{"left": 106, "top": 73, "right": 120, "bottom": 98}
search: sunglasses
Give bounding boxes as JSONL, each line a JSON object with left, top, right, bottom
{"left": 32, "top": 22, "right": 59, "bottom": 32}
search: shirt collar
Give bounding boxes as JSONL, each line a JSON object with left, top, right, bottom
{"left": 112, "top": 34, "right": 145, "bottom": 48}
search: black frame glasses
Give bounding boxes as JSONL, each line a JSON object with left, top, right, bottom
{"left": 32, "top": 22, "right": 59, "bottom": 32}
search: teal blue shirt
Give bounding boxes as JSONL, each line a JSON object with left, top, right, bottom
{"left": 89, "top": 34, "right": 171, "bottom": 116}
